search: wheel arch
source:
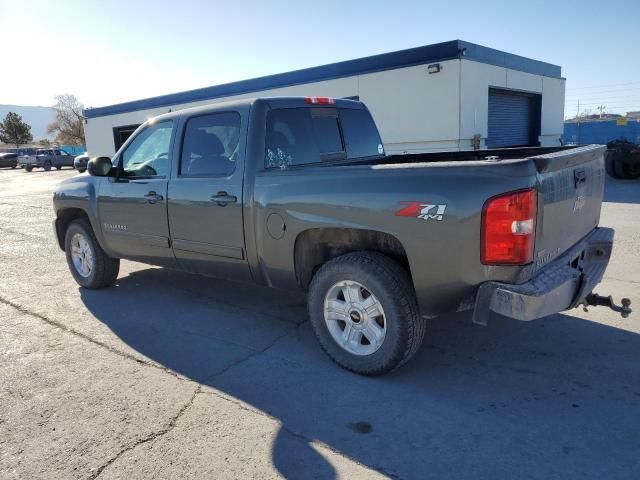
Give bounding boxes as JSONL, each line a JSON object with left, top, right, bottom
{"left": 54, "top": 208, "right": 92, "bottom": 251}
{"left": 293, "top": 228, "right": 413, "bottom": 290}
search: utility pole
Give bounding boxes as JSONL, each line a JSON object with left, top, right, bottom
{"left": 577, "top": 100, "right": 580, "bottom": 145}
{"left": 597, "top": 105, "right": 606, "bottom": 118}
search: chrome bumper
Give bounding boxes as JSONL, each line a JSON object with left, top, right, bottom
{"left": 473, "top": 227, "right": 614, "bottom": 325}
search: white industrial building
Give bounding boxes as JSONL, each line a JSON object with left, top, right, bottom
{"left": 84, "top": 40, "right": 566, "bottom": 157}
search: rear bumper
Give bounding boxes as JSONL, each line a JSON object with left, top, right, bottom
{"left": 18, "top": 158, "right": 40, "bottom": 167}
{"left": 472, "top": 227, "right": 614, "bottom": 325}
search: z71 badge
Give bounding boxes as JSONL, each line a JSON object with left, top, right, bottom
{"left": 395, "top": 202, "right": 447, "bottom": 221}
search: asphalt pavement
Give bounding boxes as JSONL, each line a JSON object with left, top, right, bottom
{"left": 1, "top": 167, "right": 638, "bottom": 479}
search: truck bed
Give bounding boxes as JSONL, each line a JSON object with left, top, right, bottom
{"left": 350, "top": 146, "right": 577, "bottom": 167}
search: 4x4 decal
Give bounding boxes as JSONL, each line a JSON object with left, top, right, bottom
{"left": 395, "top": 202, "right": 447, "bottom": 221}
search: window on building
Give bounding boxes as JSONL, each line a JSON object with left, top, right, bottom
{"left": 113, "top": 124, "right": 142, "bottom": 152}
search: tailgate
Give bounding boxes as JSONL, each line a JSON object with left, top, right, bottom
{"left": 19, "top": 156, "right": 37, "bottom": 165}
{"left": 532, "top": 145, "right": 606, "bottom": 271}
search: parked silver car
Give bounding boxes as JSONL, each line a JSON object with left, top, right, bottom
{"left": 0, "top": 152, "right": 18, "bottom": 169}
{"left": 19, "top": 149, "right": 76, "bottom": 172}
{"left": 73, "top": 153, "right": 90, "bottom": 173}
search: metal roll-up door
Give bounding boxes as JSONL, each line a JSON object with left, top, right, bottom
{"left": 487, "top": 88, "right": 540, "bottom": 148}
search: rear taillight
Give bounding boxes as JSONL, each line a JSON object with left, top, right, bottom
{"left": 481, "top": 188, "right": 537, "bottom": 265}
{"left": 304, "top": 96, "right": 336, "bottom": 105}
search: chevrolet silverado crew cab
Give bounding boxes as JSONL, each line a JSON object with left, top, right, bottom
{"left": 52, "top": 97, "right": 630, "bottom": 375}
{"left": 20, "top": 148, "right": 75, "bottom": 172}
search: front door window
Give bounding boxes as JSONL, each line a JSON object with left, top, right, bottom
{"left": 121, "top": 120, "right": 173, "bottom": 178}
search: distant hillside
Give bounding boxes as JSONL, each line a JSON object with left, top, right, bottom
{"left": 0, "top": 105, "right": 56, "bottom": 140}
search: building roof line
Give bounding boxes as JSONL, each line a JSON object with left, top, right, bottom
{"left": 84, "top": 40, "right": 561, "bottom": 119}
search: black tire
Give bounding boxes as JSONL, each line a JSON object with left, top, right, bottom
{"left": 25, "top": 166, "right": 33, "bottom": 172}
{"left": 614, "top": 158, "right": 634, "bottom": 179}
{"left": 11, "top": 164, "right": 16, "bottom": 169}
{"left": 43, "top": 161, "right": 52, "bottom": 171}
{"left": 605, "top": 152, "right": 621, "bottom": 179}
{"left": 64, "top": 218, "right": 120, "bottom": 289}
{"left": 77, "top": 168, "right": 86, "bottom": 173}
{"left": 56, "top": 166, "right": 62, "bottom": 170}
{"left": 308, "top": 251, "right": 426, "bottom": 376}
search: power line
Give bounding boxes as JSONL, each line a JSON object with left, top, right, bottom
{"left": 565, "top": 100, "right": 640, "bottom": 106}
{"left": 566, "top": 80, "right": 640, "bottom": 91}
{"left": 566, "top": 96, "right": 640, "bottom": 103}
{"left": 565, "top": 87, "right": 640, "bottom": 97}
{"left": 566, "top": 92, "right": 640, "bottom": 100}
{"left": 564, "top": 105, "right": 640, "bottom": 115}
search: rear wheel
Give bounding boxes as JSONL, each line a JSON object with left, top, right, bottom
{"left": 56, "top": 165, "right": 62, "bottom": 170}
{"left": 43, "top": 161, "right": 52, "bottom": 171}
{"left": 308, "top": 251, "right": 425, "bottom": 376}
{"left": 64, "top": 218, "right": 120, "bottom": 288}
{"left": 25, "top": 166, "right": 33, "bottom": 172}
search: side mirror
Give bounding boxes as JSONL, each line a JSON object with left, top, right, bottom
{"left": 87, "top": 157, "right": 113, "bottom": 176}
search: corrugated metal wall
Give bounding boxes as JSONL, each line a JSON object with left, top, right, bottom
{"left": 563, "top": 120, "right": 640, "bottom": 145}
{"left": 60, "top": 145, "right": 87, "bottom": 155}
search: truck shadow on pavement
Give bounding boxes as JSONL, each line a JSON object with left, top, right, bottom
{"left": 604, "top": 177, "right": 640, "bottom": 204}
{"left": 80, "top": 267, "right": 640, "bottom": 480}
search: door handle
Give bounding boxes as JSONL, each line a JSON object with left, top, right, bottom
{"left": 210, "top": 191, "right": 237, "bottom": 206}
{"left": 144, "top": 191, "right": 164, "bottom": 204}
{"left": 574, "top": 169, "right": 587, "bottom": 187}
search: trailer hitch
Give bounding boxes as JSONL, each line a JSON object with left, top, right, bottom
{"left": 583, "top": 293, "right": 632, "bottom": 318}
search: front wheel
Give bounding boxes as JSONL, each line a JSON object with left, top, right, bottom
{"left": 43, "top": 161, "right": 52, "bottom": 171}
{"left": 308, "top": 251, "right": 426, "bottom": 376}
{"left": 25, "top": 166, "right": 33, "bottom": 172}
{"left": 56, "top": 166, "right": 62, "bottom": 170}
{"left": 64, "top": 219, "right": 120, "bottom": 288}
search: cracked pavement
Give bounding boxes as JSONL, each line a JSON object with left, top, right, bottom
{"left": 1, "top": 168, "right": 639, "bottom": 479}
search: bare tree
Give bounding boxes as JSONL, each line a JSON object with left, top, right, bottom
{"left": 47, "top": 94, "right": 85, "bottom": 145}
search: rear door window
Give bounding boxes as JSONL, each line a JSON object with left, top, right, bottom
{"left": 180, "top": 112, "right": 241, "bottom": 177}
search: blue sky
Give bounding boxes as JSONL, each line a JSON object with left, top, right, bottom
{"left": 1, "top": 0, "right": 639, "bottom": 116}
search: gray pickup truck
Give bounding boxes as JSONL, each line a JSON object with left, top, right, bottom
{"left": 52, "top": 97, "right": 630, "bottom": 375}
{"left": 19, "top": 148, "right": 75, "bottom": 172}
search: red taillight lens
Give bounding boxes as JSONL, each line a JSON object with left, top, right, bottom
{"left": 481, "top": 188, "right": 537, "bottom": 265}
{"left": 304, "top": 96, "right": 336, "bottom": 105}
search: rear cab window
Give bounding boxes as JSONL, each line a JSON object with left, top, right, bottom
{"left": 265, "top": 106, "right": 383, "bottom": 169}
